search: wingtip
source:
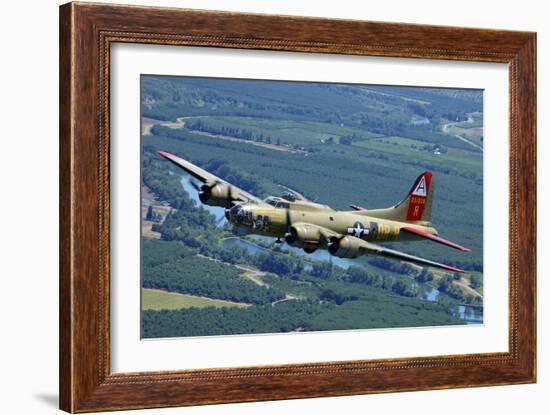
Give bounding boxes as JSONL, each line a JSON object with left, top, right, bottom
{"left": 461, "top": 247, "right": 472, "bottom": 253}
{"left": 442, "top": 264, "right": 465, "bottom": 273}
{"left": 158, "top": 150, "right": 173, "bottom": 159}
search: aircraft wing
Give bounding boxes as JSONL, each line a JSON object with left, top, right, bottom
{"left": 158, "top": 151, "right": 264, "bottom": 205}
{"left": 350, "top": 236, "right": 465, "bottom": 273}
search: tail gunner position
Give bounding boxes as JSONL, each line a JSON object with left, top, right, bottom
{"left": 158, "top": 151, "right": 470, "bottom": 273}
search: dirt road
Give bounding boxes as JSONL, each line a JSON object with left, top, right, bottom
{"left": 441, "top": 115, "right": 483, "bottom": 152}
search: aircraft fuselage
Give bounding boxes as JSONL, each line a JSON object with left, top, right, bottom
{"left": 227, "top": 201, "right": 434, "bottom": 247}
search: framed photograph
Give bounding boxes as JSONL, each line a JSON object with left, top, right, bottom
{"left": 59, "top": 2, "right": 536, "bottom": 412}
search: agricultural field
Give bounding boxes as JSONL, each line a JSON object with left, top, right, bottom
{"left": 142, "top": 288, "right": 250, "bottom": 310}
{"left": 140, "top": 76, "right": 484, "bottom": 338}
{"left": 182, "top": 116, "right": 383, "bottom": 147}
{"left": 352, "top": 135, "right": 482, "bottom": 171}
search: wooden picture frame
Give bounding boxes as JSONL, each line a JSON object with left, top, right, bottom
{"left": 59, "top": 2, "right": 536, "bottom": 412}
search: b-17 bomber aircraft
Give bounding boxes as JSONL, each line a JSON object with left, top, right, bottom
{"left": 158, "top": 151, "right": 471, "bottom": 273}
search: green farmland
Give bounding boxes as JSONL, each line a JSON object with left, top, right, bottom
{"left": 142, "top": 288, "right": 251, "bottom": 310}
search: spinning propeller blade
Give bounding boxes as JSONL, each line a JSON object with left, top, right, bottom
{"left": 189, "top": 179, "right": 201, "bottom": 192}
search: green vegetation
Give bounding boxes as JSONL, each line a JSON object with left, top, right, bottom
{"left": 143, "top": 301, "right": 326, "bottom": 337}
{"left": 183, "top": 116, "right": 382, "bottom": 148}
{"left": 353, "top": 136, "right": 481, "bottom": 171}
{"left": 141, "top": 225, "right": 467, "bottom": 337}
{"left": 470, "top": 274, "right": 482, "bottom": 290}
{"left": 142, "top": 77, "right": 481, "bottom": 151}
{"left": 140, "top": 76, "right": 484, "bottom": 338}
{"left": 437, "top": 275, "right": 464, "bottom": 300}
{"left": 415, "top": 268, "right": 435, "bottom": 283}
{"left": 142, "top": 239, "right": 285, "bottom": 305}
{"left": 142, "top": 295, "right": 461, "bottom": 338}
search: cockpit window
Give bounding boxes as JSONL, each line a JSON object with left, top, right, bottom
{"left": 275, "top": 201, "right": 290, "bottom": 209}
{"left": 265, "top": 197, "right": 289, "bottom": 209}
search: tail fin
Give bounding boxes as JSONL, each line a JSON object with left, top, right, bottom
{"left": 359, "top": 172, "right": 434, "bottom": 224}
{"left": 399, "top": 171, "right": 434, "bottom": 222}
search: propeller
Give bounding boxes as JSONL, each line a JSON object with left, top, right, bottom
{"left": 327, "top": 236, "right": 340, "bottom": 254}
{"left": 189, "top": 178, "right": 211, "bottom": 204}
{"left": 189, "top": 179, "right": 207, "bottom": 206}
{"left": 284, "top": 207, "right": 293, "bottom": 243}
{"left": 226, "top": 185, "right": 233, "bottom": 209}
{"left": 189, "top": 178, "right": 201, "bottom": 192}
{"left": 189, "top": 178, "right": 231, "bottom": 221}
{"left": 190, "top": 178, "right": 235, "bottom": 208}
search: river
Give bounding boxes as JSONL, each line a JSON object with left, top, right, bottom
{"left": 221, "top": 236, "right": 359, "bottom": 270}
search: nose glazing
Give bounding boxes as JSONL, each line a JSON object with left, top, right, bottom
{"left": 228, "top": 204, "right": 244, "bottom": 222}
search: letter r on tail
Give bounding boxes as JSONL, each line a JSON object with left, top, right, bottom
{"left": 406, "top": 172, "right": 432, "bottom": 221}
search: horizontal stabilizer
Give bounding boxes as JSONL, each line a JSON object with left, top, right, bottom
{"left": 401, "top": 226, "right": 471, "bottom": 252}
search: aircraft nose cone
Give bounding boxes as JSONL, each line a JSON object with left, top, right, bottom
{"left": 228, "top": 204, "right": 244, "bottom": 222}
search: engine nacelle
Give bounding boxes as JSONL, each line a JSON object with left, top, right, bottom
{"left": 285, "top": 224, "right": 322, "bottom": 249}
{"left": 199, "top": 182, "right": 232, "bottom": 207}
{"left": 328, "top": 236, "right": 364, "bottom": 259}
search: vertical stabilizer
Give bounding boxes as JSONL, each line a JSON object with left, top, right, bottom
{"left": 357, "top": 171, "right": 434, "bottom": 224}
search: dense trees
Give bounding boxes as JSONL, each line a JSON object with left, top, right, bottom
{"left": 142, "top": 294, "right": 462, "bottom": 338}
{"left": 437, "top": 275, "right": 466, "bottom": 301}
{"left": 201, "top": 159, "right": 273, "bottom": 198}
{"left": 142, "top": 76, "right": 482, "bottom": 152}
{"left": 185, "top": 119, "right": 280, "bottom": 146}
{"left": 142, "top": 150, "right": 189, "bottom": 208}
{"left": 142, "top": 240, "right": 285, "bottom": 305}
{"left": 252, "top": 251, "right": 304, "bottom": 276}
{"left": 391, "top": 279, "right": 417, "bottom": 297}
{"left": 344, "top": 266, "right": 376, "bottom": 284}
{"left": 145, "top": 205, "right": 162, "bottom": 222}
{"left": 142, "top": 301, "right": 323, "bottom": 338}
{"left": 367, "top": 257, "right": 416, "bottom": 275}
{"left": 470, "top": 274, "right": 482, "bottom": 289}
{"left": 415, "top": 268, "right": 435, "bottom": 283}
{"left": 140, "top": 205, "right": 469, "bottom": 337}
